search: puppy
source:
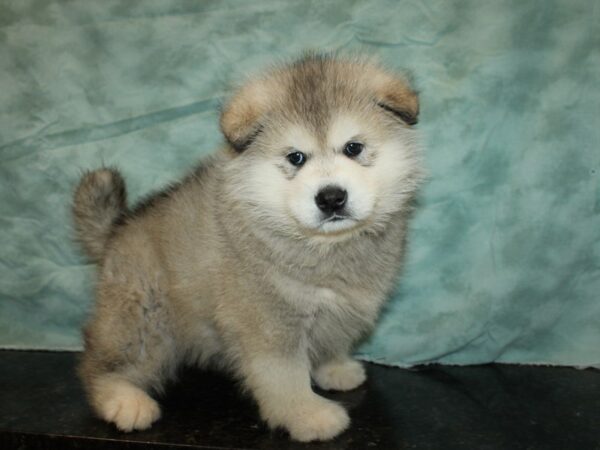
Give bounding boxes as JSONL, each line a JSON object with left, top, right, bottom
{"left": 73, "top": 54, "right": 424, "bottom": 442}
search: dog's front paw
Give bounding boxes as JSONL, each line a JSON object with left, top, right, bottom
{"left": 313, "top": 358, "right": 366, "bottom": 391}
{"left": 285, "top": 398, "right": 350, "bottom": 442}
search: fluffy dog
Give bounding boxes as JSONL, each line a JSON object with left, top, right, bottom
{"left": 73, "top": 54, "right": 424, "bottom": 442}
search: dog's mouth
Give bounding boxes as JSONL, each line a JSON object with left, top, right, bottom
{"left": 317, "top": 213, "right": 359, "bottom": 234}
{"left": 324, "top": 214, "right": 348, "bottom": 223}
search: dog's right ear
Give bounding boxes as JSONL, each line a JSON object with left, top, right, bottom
{"left": 220, "top": 77, "right": 278, "bottom": 152}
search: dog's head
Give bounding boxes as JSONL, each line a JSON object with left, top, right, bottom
{"left": 220, "top": 54, "right": 424, "bottom": 240}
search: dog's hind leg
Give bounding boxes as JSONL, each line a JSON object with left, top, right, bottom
{"left": 79, "top": 245, "right": 177, "bottom": 431}
{"left": 85, "top": 374, "right": 162, "bottom": 432}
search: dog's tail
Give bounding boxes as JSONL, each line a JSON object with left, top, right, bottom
{"left": 73, "top": 168, "right": 127, "bottom": 263}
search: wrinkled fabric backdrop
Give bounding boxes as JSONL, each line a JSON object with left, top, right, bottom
{"left": 0, "top": 0, "right": 598, "bottom": 367}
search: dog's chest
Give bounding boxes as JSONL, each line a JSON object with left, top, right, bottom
{"left": 270, "top": 272, "right": 382, "bottom": 344}
{"left": 301, "top": 285, "right": 380, "bottom": 361}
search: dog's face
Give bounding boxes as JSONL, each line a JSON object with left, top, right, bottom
{"left": 221, "top": 56, "right": 423, "bottom": 240}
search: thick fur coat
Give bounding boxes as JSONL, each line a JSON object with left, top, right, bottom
{"left": 72, "top": 54, "right": 424, "bottom": 442}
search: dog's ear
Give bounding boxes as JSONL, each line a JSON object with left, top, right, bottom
{"left": 370, "top": 71, "right": 419, "bottom": 126}
{"left": 220, "top": 77, "right": 278, "bottom": 152}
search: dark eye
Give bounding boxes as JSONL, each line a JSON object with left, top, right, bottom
{"left": 343, "top": 142, "right": 364, "bottom": 158}
{"left": 286, "top": 151, "right": 307, "bottom": 167}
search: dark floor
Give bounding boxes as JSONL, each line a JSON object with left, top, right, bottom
{"left": 0, "top": 351, "right": 598, "bottom": 450}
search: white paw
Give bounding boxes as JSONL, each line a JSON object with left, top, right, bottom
{"left": 313, "top": 359, "right": 366, "bottom": 391}
{"left": 286, "top": 398, "right": 350, "bottom": 442}
{"left": 95, "top": 379, "right": 161, "bottom": 432}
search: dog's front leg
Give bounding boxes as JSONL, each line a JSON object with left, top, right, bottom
{"left": 312, "top": 356, "right": 367, "bottom": 392}
{"left": 242, "top": 353, "right": 350, "bottom": 442}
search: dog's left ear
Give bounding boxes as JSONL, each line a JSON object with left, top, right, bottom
{"left": 220, "top": 77, "right": 278, "bottom": 152}
{"left": 371, "top": 71, "right": 419, "bottom": 126}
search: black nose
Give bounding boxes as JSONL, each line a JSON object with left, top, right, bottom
{"left": 315, "top": 185, "right": 347, "bottom": 214}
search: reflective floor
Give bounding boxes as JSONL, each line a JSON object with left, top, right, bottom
{"left": 0, "top": 351, "right": 598, "bottom": 449}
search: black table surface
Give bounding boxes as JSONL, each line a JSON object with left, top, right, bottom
{"left": 0, "top": 350, "right": 598, "bottom": 449}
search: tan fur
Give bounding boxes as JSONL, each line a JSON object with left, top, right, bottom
{"left": 73, "top": 54, "right": 424, "bottom": 442}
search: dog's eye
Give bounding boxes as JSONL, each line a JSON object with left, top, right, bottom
{"left": 343, "top": 142, "right": 364, "bottom": 158}
{"left": 287, "top": 151, "right": 307, "bottom": 167}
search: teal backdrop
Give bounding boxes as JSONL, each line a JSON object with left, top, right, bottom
{"left": 0, "top": 0, "right": 598, "bottom": 367}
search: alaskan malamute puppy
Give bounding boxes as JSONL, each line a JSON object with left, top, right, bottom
{"left": 73, "top": 54, "right": 424, "bottom": 442}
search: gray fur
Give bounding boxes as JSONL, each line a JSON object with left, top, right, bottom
{"left": 73, "top": 54, "right": 424, "bottom": 442}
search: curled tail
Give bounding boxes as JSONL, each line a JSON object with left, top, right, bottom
{"left": 73, "top": 168, "right": 127, "bottom": 263}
